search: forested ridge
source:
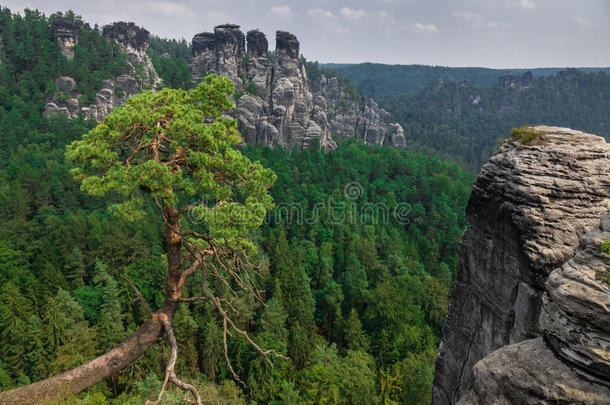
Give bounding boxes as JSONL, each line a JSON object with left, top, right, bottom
{"left": 0, "top": 8, "right": 474, "bottom": 404}
{"left": 324, "top": 63, "right": 610, "bottom": 170}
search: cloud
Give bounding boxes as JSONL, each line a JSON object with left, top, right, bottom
{"left": 270, "top": 5, "right": 291, "bottom": 18}
{"left": 452, "top": 11, "right": 482, "bottom": 22}
{"left": 573, "top": 15, "right": 590, "bottom": 28}
{"left": 519, "top": 0, "right": 536, "bottom": 10}
{"left": 413, "top": 22, "right": 439, "bottom": 34}
{"left": 453, "top": 11, "right": 503, "bottom": 30}
{"left": 148, "top": 1, "right": 194, "bottom": 18}
{"left": 340, "top": 7, "right": 366, "bottom": 21}
{"left": 307, "top": 8, "right": 350, "bottom": 34}
{"left": 307, "top": 8, "right": 338, "bottom": 22}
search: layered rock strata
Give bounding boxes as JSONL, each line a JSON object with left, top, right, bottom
{"left": 459, "top": 213, "right": 610, "bottom": 404}
{"left": 313, "top": 76, "right": 406, "bottom": 147}
{"left": 44, "top": 20, "right": 404, "bottom": 150}
{"left": 44, "top": 21, "right": 159, "bottom": 121}
{"left": 433, "top": 126, "right": 610, "bottom": 404}
{"left": 51, "top": 17, "right": 80, "bottom": 60}
{"left": 190, "top": 25, "right": 405, "bottom": 149}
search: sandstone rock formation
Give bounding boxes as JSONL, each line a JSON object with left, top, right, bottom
{"left": 433, "top": 126, "right": 610, "bottom": 404}
{"left": 191, "top": 24, "right": 245, "bottom": 88}
{"left": 499, "top": 71, "right": 533, "bottom": 89}
{"left": 44, "top": 21, "right": 159, "bottom": 121}
{"left": 459, "top": 213, "right": 610, "bottom": 404}
{"left": 51, "top": 17, "right": 80, "bottom": 60}
{"left": 190, "top": 25, "right": 405, "bottom": 149}
{"left": 313, "top": 76, "right": 406, "bottom": 147}
{"left": 44, "top": 19, "right": 404, "bottom": 150}
{"left": 103, "top": 22, "right": 161, "bottom": 90}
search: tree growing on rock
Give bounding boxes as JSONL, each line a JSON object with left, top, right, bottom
{"left": 0, "top": 74, "right": 280, "bottom": 404}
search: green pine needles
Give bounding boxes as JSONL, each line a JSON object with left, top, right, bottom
{"left": 66, "top": 74, "right": 276, "bottom": 255}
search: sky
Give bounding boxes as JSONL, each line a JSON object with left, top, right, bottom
{"left": 4, "top": 0, "right": 610, "bottom": 68}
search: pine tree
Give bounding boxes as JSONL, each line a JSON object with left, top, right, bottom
{"left": 48, "top": 290, "right": 97, "bottom": 375}
{"left": 342, "top": 309, "right": 369, "bottom": 352}
{"left": 92, "top": 260, "right": 124, "bottom": 351}
{"left": 0, "top": 282, "right": 31, "bottom": 377}
{"left": 271, "top": 230, "right": 315, "bottom": 368}
{"left": 201, "top": 318, "right": 222, "bottom": 381}
{"left": 65, "top": 247, "right": 86, "bottom": 288}
{"left": 25, "top": 315, "right": 47, "bottom": 382}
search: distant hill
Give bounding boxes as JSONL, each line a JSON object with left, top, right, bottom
{"left": 322, "top": 63, "right": 610, "bottom": 100}
{"left": 380, "top": 69, "right": 610, "bottom": 170}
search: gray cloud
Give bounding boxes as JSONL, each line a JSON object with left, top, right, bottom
{"left": 3, "top": 0, "right": 609, "bottom": 67}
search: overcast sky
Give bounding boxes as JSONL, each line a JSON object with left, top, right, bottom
{"left": 4, "top": 0, "right": 610, "bottom": 67}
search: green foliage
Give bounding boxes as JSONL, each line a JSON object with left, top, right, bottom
{"left": 381, "top": 69, "right": 610, "bottom": 169}
{"left": 601, "top": 240, "right": 610, "bottom": 255}
{"left": 327, "top": 63, "right": 610, "bottom": 100}
{"left": 0, "top": 10, "right": 476, "bottom": 402}
{"left": 66, "top": 74, "right": 276, "bottom": 253}
{"left": 510, "top": 126, "right": 540, "bottom": 145}
{"left": 150, "top": 54, "right": 192, "bottom": 90}
{"left": 246, "top": 81, "right": 257, "bottom": 95}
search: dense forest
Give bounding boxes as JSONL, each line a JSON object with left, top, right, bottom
{"left": 323, "top": 63, "right": 610, "bottom": 170}
{"left": 0, "top": 8, "right": 474, "bottom": 404}
{"left": 326, "top": 63, "right": 610, "bottom": 99}
{"left": 386, "top": 70, "right": 610, "bottom": 169}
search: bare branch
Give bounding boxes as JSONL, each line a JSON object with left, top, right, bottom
{"left": 222, "top": 317, "right": 243, "bottom": 385}
{"left": 127, "top": 278, "right": 153, "bottom": 317}
{"left": 146, "top": 315, "right": 203, "bottom": 405}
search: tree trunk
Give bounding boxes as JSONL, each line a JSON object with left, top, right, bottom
{"left": 0, "top": 302, "right": 177, "bottom": 404}
{"left": 0, "top": 208, "right": 185, "bottom": 404}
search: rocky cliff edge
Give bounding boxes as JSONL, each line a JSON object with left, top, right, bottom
{"left": 433, "top": 126, "right": 610, "bottom": 404}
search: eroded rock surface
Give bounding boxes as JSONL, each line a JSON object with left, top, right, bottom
{"left": 460, "top": 213, "right": 610, "bottom": 404}
{"left": 433, "top": 126, "right": 610, "bottom": 404}
{"left": 44, "top": 20, "right": 403, "bottom": 150}
{"left": 458, "top": 338, "right": 610, "bottom": 405}
{"left": 52, "top": 17, "right": 80, "bottom": 60}
{"left": 44, "top": 21, "right": 160, "bottom": 121}
{"left": 190, "top": 25, "right": 404, "bottom": 149}
{"left": 540, "top": 212, "right": 610, "bottom": 382}
{"left": 313, "top": 76, "right": 406, "bottom": 147}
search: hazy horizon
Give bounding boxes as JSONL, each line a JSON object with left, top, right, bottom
{"left": 3, "top": 0, "right": 610, "bottom": 68}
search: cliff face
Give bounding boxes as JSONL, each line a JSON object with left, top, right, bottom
{"left": 51, "top": 18, "right": 80, "bottom": 60}
{"left": 433, "top": 126, "right": 610, "bottom": 404}
{"left": 190, "top": 25, "right": 405, "bottom": 149}
{"left": 313, "top": 76, "right": 406, "bottom": 147}
{"left": 44, "top": 21, "right": 160, "bottom": 121}
{"left": 460, "top": 213, "right": 610, "bottom": 404}
{"left": 44, "top": 20, "right": 404, "bottom": 149}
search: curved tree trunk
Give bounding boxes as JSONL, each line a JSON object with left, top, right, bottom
{"left": 0, "top": 208, "right": 186, "bottom": 404}
{"left": 0, "top": 302, "right": 177, "bottom": 404}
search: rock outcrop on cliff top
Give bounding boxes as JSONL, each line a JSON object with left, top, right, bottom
{"left": 190, "top": 25, "right": 405, "bottom": 149}
{"left": 51, "top": 17, "right": 82, "bottom": 60}
{"left": 44, "top": 21, "right": 160, "bottom": 121}
{"left": 44, "top": 19, "right": 404, "bottom": 150}
{"left": 432, "top": 126, "right": 610, "bottom": 404}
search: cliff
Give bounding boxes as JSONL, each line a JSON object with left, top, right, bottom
{"left": 190, "top": 25, "right": 405, "bottom": 149}
{"left": 45, "top": 21, "right": 160, "bottom": 121}
{"left": 460, "top": 213, "right": 610, "bottom": 404}
{"left": 43, "top": 19, "right": 403, "bottom": 150}
{"left": 433, "top": 126, "right": 610, "bottom": 404}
